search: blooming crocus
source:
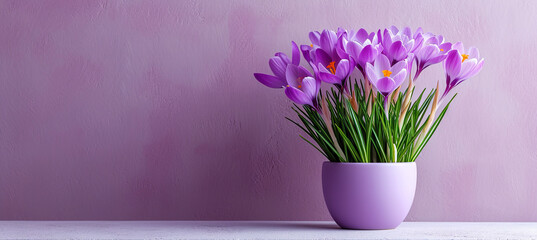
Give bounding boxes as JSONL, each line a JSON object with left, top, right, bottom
{"left": 365, "top": 54, "right": 408, "bottom": 106}
{"left": 284, "top": 64, "right": 320, "bottom": 108}
{"left": 316, "top": 50, "right": 353, "bottom": 87}
{"left": 303, "top": 30, "right": 357, "bottom": 89}
{"left": 300, "top": 30, "right": 341, "bottom": 79}
{"left": 310, "top": 37, "right": 354, "bottom": 88}
{"left": 442, "top": 43, "right": 484, "bottom": 99}
{"left": 378, "top": 26, "right": 423, "bottom": 65}
{"left": 414, "top": 34, "right": 452, "bottom": 80}
{"left": 336, "top": 28, "right": 383, "bottom": 76}
{"left": 254, "top": 41, "right": 300, "bottom": 88}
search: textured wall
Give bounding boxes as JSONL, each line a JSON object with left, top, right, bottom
{"left": 0, "top": 0, "right": 536, "bottom": 221}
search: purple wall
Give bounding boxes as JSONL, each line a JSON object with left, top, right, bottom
{"left": 1, "top": 0, "right": 536, "bottom": 221}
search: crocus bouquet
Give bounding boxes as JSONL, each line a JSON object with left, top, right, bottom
{"left": 254, "top": 26, "right": 483, "bottom": 163}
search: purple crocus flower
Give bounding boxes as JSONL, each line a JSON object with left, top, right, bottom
{"left": 414, "top": 34, "right": 452, "bottom": 80}
{"left": 365, "top": 53, "right": 408, "bottom": 104}
{"left": 254, "top": 41, "right": 300, "bottom": 88}
{"left": 301, "top": 29, "right": 353, "bottom": 88}
{"left": 300, "top": 29, "right": 339, "bottom": 80}
{"left": 284, "top": 64, "right": 320, "bottom": 108}
{"left": 316, "top": 49, "right": 353, "bottom": 86}
{"left": 336, "top": 28, "right": 383, "bottom": 77}
{"left": 378, "top": 26, "right": 424, "bottom": 65}
{"left": 442, "top": 43, "right": 484, "bottom": 99}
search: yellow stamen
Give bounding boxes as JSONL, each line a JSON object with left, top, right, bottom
{"left": 310, "top": 44, "right": 313, "bottom": 47}
{"left": 461, "top": 54, "right": 469, "bottom": 62}
{"left": 440, "top": 49, "right": 444, "bottom": 51}
{"left": 327, "top": 61, "right": 336, "bottom": 74}
{"left": 382, "top": 70, "right": 392, "bottom": 77}
{"left": 298, "top": 85, "right": 302, "bottom": 88}
{"left": 286, "top": 85, "right": 289, "bottom": 87}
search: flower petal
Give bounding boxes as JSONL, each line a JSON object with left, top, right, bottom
{"left": 318, "top": 62, "right": 341, "bottom": 84}
{"left": 389, "top": 26, "right": 399, "bottom": 35}
{"left": 269, "top": 57, "right": 287, "bottom": 80}
{"left": 439, "top": 42, "right": 452, "bottom": 52}
{"left": 356, "top": 28, "right": 369, "bottom": 43}
{"left": 444, "top": 50, "right": 462, "bottom": 78}
{"left": 473, "top": 59, "right": 484, "bottom": 76}
{"left": 301, "top": 77, "right": 318, "bottom": 100}
{"left": 452, "top": 42, "right": 464, "bottom": 53}
{"left": 291, "top": 41, "right": 300, "bottom": 65}
{"left": 285, "top": 86, "right": 313, "bottom": 106}
{"left": 254, "top": 73, "right": 285, "bottom": 88}
{"left": 366, "top": 62, "right": 379, "bottom": 83}
{"left": 336, "top": 36, "right": 349, "bottom": 59}
{"left": 376, "top": 29, "right": 383, "bottom": 45}
{"left": 382, "top": 29, "right": 393, "bottom": 49}
{"left": 376, "top": 77, "right": 396, "bottom": 96}
{"left": 438, "top": 35, "right": 444, "bottom": 43}
{"left": 358, "top": 44, "right": 375, "bottom": 66}
{"left": 274, "top": 52, "right": 290, "bottom": 65}
{"left": 309, "top": 31, "right": 321, "bottom": 46}
{"left": 390, "top": 60, "right": 407, "bottom": 75}
{"left": 402, "top": 27, "right": 412, "bottom": 38}
{"left": 414, "top": 27, "right": 424, "bottom": 39}
{"left": 426, "top": 54, "right": 448, "bottom": 67}
{"left": 285, "top": 65, "right": 311, "bottom": 87}
{"left": 346, "top": 41, "right": 363, "bottom": 63}
{"left": 404, "top": 39, "right": 415, "bottom": 53}
{"left": 458, "top": 59, "right": 476, "bottom": 79}
{"left": 424, "top": 35, "right": 438, "bottom": 45}
{"left": 300, "top": 45, "right": 313, "bottom": 63}
{"left": 417, "top": 45, "right": 439, "bottom": 62}
{"left": 468, "top": 47, "right": 480, "bottom": 59}
{"left": 335, "top": 59, "right": 351, "bottom": 80}
{"left": 389, "top": 41, "right": 407, "bottom": 62}
{"left": 315, "top": 49, "right": 332, "bottom": 67}
{"left": 411, "top": 34, "right": 423, "bottom": 53}
{"left": 459, "top": 58, "right": 484, "bottom": 80}
{"left": 320, "top": 30, "right": 337, "bottom": 57}
{"left": 374, "top": 54, "right": 391, "bottom": 76}
{"left": 285, "top": 64, "right": 300, "bottom": 87}
{"left": 368, "top": 32, "right": 376, "bottom": 42}
{"left": 392, "top": 69, "right": 407, "bottom": 86}
{"left": 297, "top": 65, "right": 313, "bottom": 78}
{"left": 319, "top": 71, "right": 341, "bottom": 84}
{"left": 337, "top": 27, "right": 347, "bottom": 37}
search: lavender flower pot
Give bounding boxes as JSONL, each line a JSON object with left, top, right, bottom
{"left": 322, "top": 161, "right": 417, "bottom": 230}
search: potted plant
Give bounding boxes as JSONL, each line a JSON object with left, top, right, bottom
{"left": 254, "top": 26, "right": 484, "bottom": 230}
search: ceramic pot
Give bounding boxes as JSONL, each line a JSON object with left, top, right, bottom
{"left": 322, "top": 161, "right": 416, "bottom": 230}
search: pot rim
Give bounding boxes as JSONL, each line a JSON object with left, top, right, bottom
{"left": 323, "top": 161, "right": 415, "bottom": 166}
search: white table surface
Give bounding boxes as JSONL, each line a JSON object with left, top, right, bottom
{"left": 0, "top": 221, "right": 536, "bottom": 239}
